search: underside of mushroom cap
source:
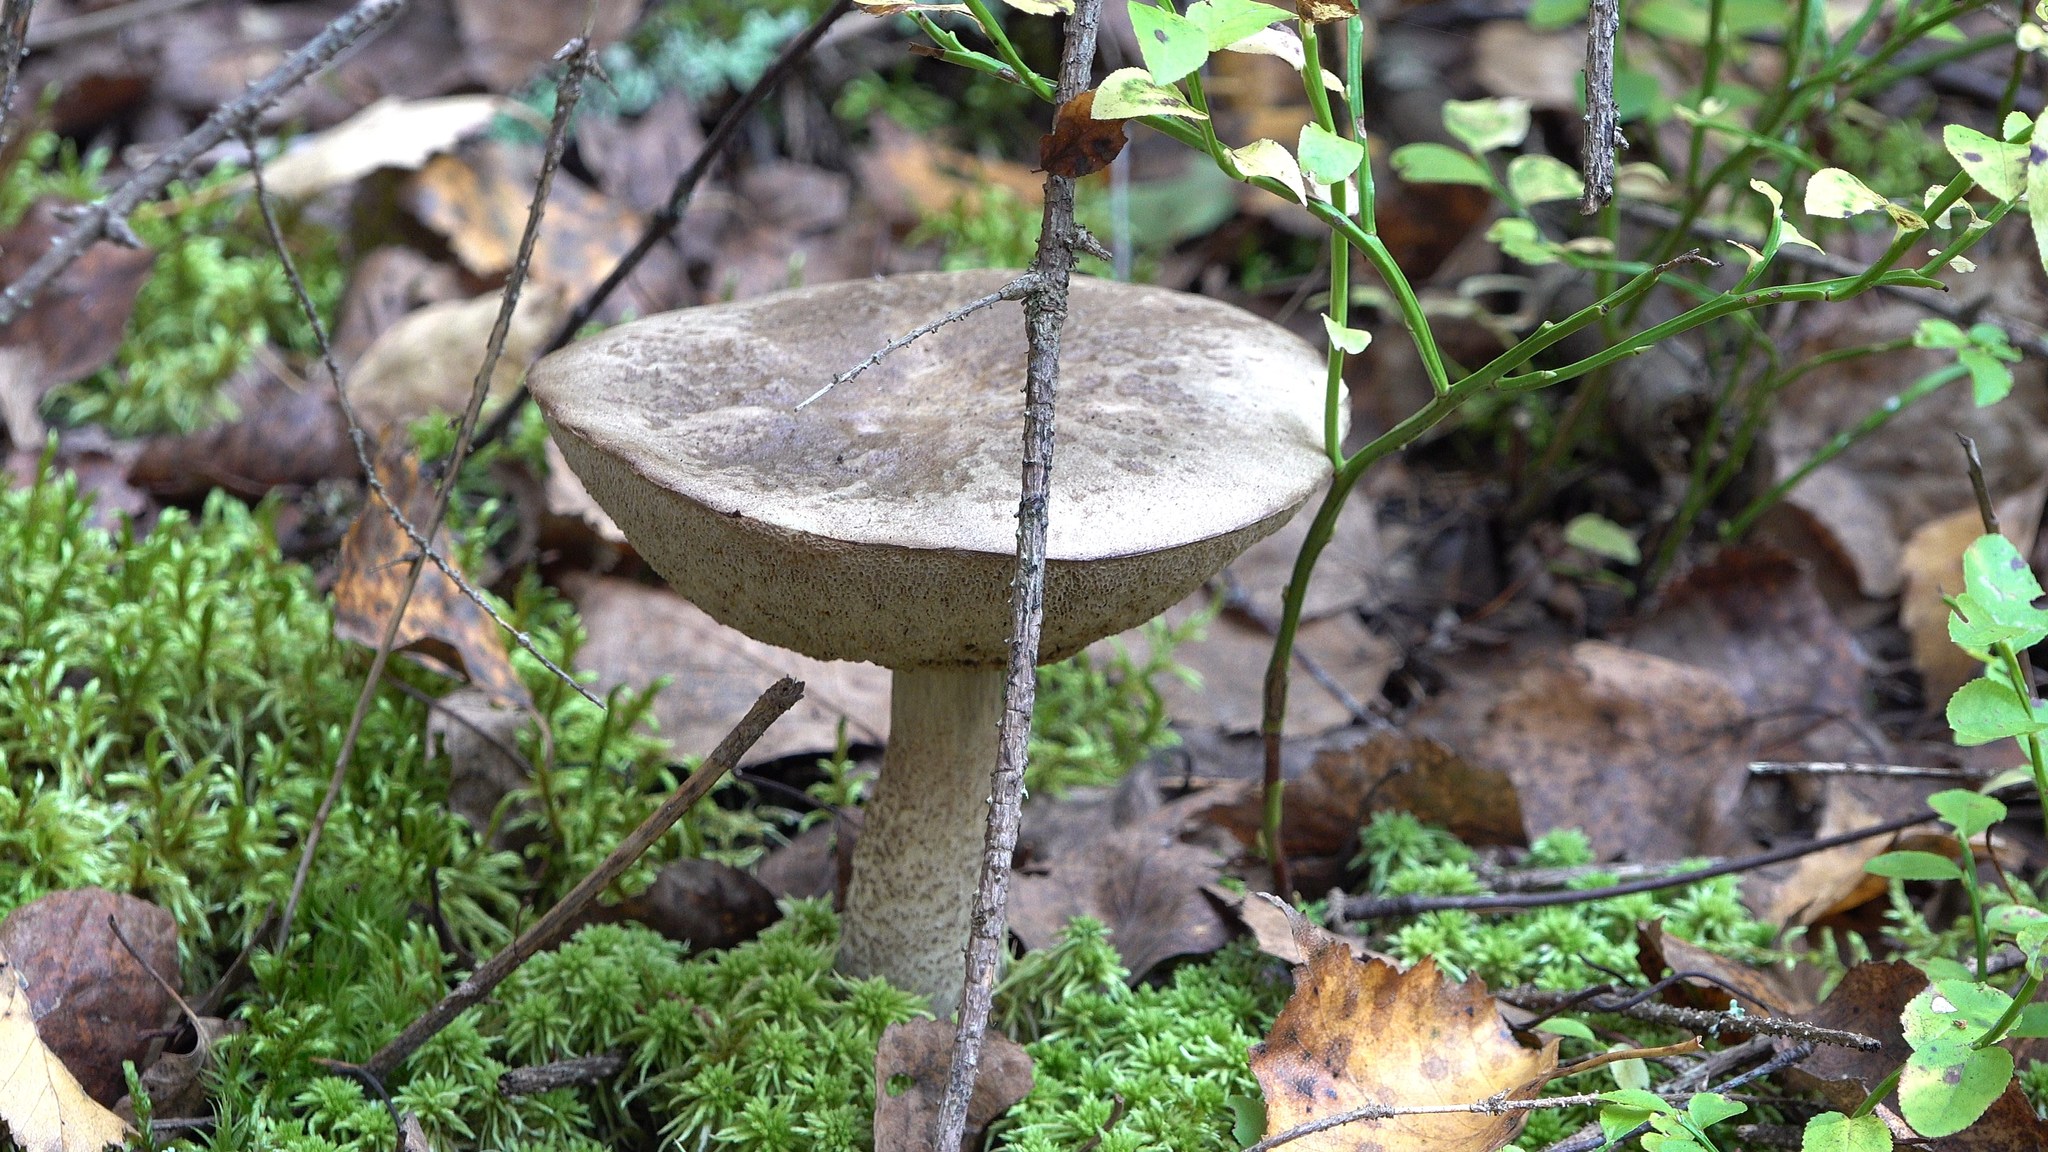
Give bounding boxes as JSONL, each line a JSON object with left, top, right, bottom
{"left": 532, "top": 269, "right": 1333, "bottom": 668}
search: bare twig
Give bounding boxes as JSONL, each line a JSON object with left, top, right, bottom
{"left": 1750, "top": 759, "right": 1984, "bottom": 782}
{"left": 795, "top": 274, "right": 1037, "bottom": 409}
{"left": 267, "top": 38, "right": 598, "bottom": 951}
{"left": 0, "top": 0, "right": 34, "bottom": 161}
{"left": 1961, "top": 432, "right": 1999, "bottom": 535}
{"left": 933, "top": 5, "right": 1102, "bottom": 1150}
{"left": 472, "top": 0, "right": 856, "bottom": 452}
{"left": 499, "top": 1051, "right": 625, "bottom": 1096}
{"left": 1339, "top": 808, "right": 1933, "bottom": 919}
{"left": 25, "top": 0, "right": 206, "bottom": 48}
{"left": 1578, "top": 0, "right": 1621, "bottom": 213}
{"left": 361, "top": 676, "right": 803, "bottom": 1079}
{"left": 1245, "top": 1091, "right": 1616, "bottom": 1152}
{"left": 1551, "top": 1037, "right": 1702, "bottom": 1079}
{"left": 0, "top": 0, "right": 407, "bottom": 327}
{"left": 1500, "top": 988, "right": 1881, "bottom": 1049}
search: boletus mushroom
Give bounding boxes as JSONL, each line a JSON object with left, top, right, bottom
{"left": 530, "top": 269, "right": 1331, "bottom": 1014}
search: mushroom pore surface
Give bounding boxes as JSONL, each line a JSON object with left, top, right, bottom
{"left": 530, "top": 269, "right": 1332, "bottom": 668}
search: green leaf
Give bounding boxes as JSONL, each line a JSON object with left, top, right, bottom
{"left": 1900, "top": 1044, "right": 2012, "bottom": 1138}
{"left": 1184, "top": 0, "right": 1290, "bottom": 50}
{"left": 2029, "top": 107, "right": 2048, "bottom": 277}
{"left": 1609, "top": 1056, "right": 1650, "bottom": 1092}
{"left": 1389, "top": 143, "right": 1493, "bottom": 187}
{"left": 1321, "top": 313, "right": 1372, "bottom": 354}
{"left": 1227, "top": 138, "right": 1305, "bottom": 203}
{"left": 1945, "top": 125, "right": 2028, "bottom": 202}
{"left": 1914, "top": 318, "right": 1970, "bottom": 350}
{"left": 1928, "top": 788, "right": 2006, "bottom": 839}
{"left": 1298, "top": 123, "right": 1365, "bottom": 185}
{"left": 2010, "top": 1002, "right": 2048, "bottom": 1038}
{"left": 1801, "top": 1111, "right": 1892, "bottom": 1152}
{"left": 1528, "top": 0, "right": 1588, "bottom": 30}
{"left": 1564, "top": 513, "right": 1640, "bottom": 564}
{"left": 1905, "top": 980, "right": 2013, "bottom": 1044}
{"left": 1442, "top": 97, "right": 1531, "bottom": 154}
{"left": 1864, "top": 851, "right": 1963, "bottom": 882}
{"left": 1092, "top": 68, "right": 1208, "bottom": 120}
{"left": 1947, "top": 677, "right": 2048, "bottom": 746}
{"left": 1228, "top": 1093, "right": 1265, "bottom": 1147}
{"left": 1687, "top": 1092, "right": 1746, "bottom": 1129}
{"left": 1961, "top": 346, "right": 2016, "bottom": 406}
{"left": 1128, "top": 3, "right": 1210, "bottom": 86}
{"left": 1507, "top": 154, "right": 1585, "bottom": 204}
{"left": 1805, "top": 168, "right": 1891, "bottom": 219}
{"left": 1486, "top": 217, "right": 1563, "bottom": 265}
{"left": 1964, "top": 533, "right": 2046, "bottom": 604}
{"left": 1533, "top": 1017, "right": 1597, "bottom": 1042}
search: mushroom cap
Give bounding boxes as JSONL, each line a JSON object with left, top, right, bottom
{"left": 532, "top": 269, "right": 1333, "bottom": 668}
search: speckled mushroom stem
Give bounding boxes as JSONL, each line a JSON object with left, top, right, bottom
{"left": 836, "top": 666, "right": 1005, "bottom": 1014}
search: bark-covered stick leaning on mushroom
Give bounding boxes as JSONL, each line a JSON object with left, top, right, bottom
{"left": 529, "top": 268, "right": 1334, "bottom": 1015}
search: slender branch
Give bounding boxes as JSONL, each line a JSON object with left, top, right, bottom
{"left": 0, "top": 0, "right": 408, "bottom": 327}
{"left": 796, "top": 274, "right": 1037, "bottom": 409}
{"left": 471, "top": 0, "right": 856, "bottom": 452}
{"left": 1749, "top": 760, "right": 1984, "bottom": 781}
{"left": 1500, "top": 988, "right": 1882, "bottom": 1049}
{"left": 933, "top": 4, "right": 1101, "bottom": 1149}
{"left": 25, "top": 0, "right": 206, "bottom": 48}
{"left": 269, "top": 37, "right": 597, "bottom": 951}
{"left": 361, "top": 677, "right": 803, "bottom": 1079}
{"left": 498, "top": 1051, "right": 625, "bottom": 1096}
{"left": 0, "top": 0, "right": 34, "bottom": 161}
{"left": 1579, "top": 0, "right": 1621, "bottom": 213}
{"left": 1339, "top": 808, "right": 1933, "bottom": 919}
{"left": 1245, "top": 1091, "right": 1616, "bottom": 1152}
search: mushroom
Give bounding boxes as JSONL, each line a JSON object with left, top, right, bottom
{"left": 529, "top": 269, "right": 1332, "bottom": 1013}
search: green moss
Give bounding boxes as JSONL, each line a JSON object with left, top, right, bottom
{"left": 1027, "top": 609, "right": 1207, "bottom": 796}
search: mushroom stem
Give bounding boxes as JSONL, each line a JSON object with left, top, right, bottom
{"left": 837, "top": 665, "right": 1005, "bottom": 1016}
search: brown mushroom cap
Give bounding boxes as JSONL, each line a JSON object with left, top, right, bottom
{"left": 531, "top": 269, "right": 1331, "bottom": 668}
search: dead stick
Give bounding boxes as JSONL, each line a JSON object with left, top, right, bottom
{"left": 931, "top": 3, "right": 1102, "bottom": 1149}
{"left": 269, "top": 37, "right": 597, "bottom": 951}
{"left": 0, "top": 0, "right": 33, "bottom": 161}
{"left": 1340, "top": 808, "right": 1933, "bottom": 919}
{"left": 471, "top": 0, "right": 856, "bottom": 453}
{"left": 0, "top": 0, "right": 406, "bottom": 326}
{"left": 361, "top": 676, "right": 803, "bottom": 1079}
{"left": 1578, "top": 0, "right": 1621, "bottom": 213}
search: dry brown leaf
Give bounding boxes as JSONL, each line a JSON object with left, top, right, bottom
{"left": 1040, "top": 90, "right": 1127, "bottom": 178}
{"left": 405, "top": 141, "right": 643, "bottom": 298}
{"left": 130, "top": 380, "right": 354, "bottom": 501}
{"left": 1220, "top": 888, "right": 1378, "bottom": 965}
{"left": 872, "top": 1019, "right": 1032, "bottom": 1151}
{"left": 343, "top": 286, "right": 567, "bottom": 434}
{"left": 0, "top": 889, "right": 179, "bottom": 1106}
{"left": 116, "top": 1015, "right": 244, "bottom": 1123}
{"left": 333, "top": 449, "right": 530, "bottom": 708}
{"left": 1296, "top": 0, "right": 1358, "bottom": 23}
{"left": 563, "top": 574, "right": 889, "bottom": 766}
{"left": 241, "top": 96, "right": 518, "bottom": 200}
{"left": 576, "top": 93, "right": 705, "bottom": 215}
{"left": 0, "top": 943, "right": 130, "bottom": 1152}
{"left": 855, "top": 118, "right": 1045, "bottom": 228}
{"left": 1902, "top": 494, "right": 2046, "bottom": 713}
{"left": 0, "top": 198, "right": 154, "bottom": 445}
{"left": 1008, "top": 826, "right": 1230, "bottom": 979}
{"left": 578, "top": 858, "right": 782, "bottom": 953}
{"left": 428, "top": 686, "right": 530, "bottom": 847}
{"left": 1446, "top": 641, "right": 1749, "bottom": 860}
{"left": 1637, "top": 921, "right": 1812, "bottom": 1018}
{"left": 1251, "top": 941, "right": 1556, "bottom": 1152}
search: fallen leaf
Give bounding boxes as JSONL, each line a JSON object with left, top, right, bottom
{"left": 1220, "top": 888, "right": 1378, "bottom": 965}
{"left": 1423, "top": 641, "right": 1751, "bottom": 860}
{"left": 1008, "top": 825, "right": 1230, "bottom": 980}
{"left": 448, "top": 0, "right": 638, "bottom": 92}
{"left": 580, "top": 858, "right": 782, "bottom": 953}
{"left": 239, "top": 96, "right": 520, "bottom": 200}
{"left": 343, "top": 286, "right": 568, "bottom": 434}
{"left": 1040, "top": 89, "right": 1127, "bottom": 178}
{"left": 115, "top": 1015, "right": 244, "bottom": 1123}
{"left": 576, "top": 92, "right": 705, "bottom": 215}
{"left": 428, "top": 686, "right": 530, "bottom": 848}
{"left": 854, "top": 118, "right": 1044, "bottom": 228}
{"left": 0, "top": 198, "right": 155, "bottom": 445}
{"left": 1250, "top": 941, "right": 1556, "bottom": 1151}
{"left": 0, "top": 943, "right": 129, "bottom": 1152}
{"left": 541, "top": 438, "right": 624, "bottom": 545}
{"left": 1637, "top": 921, "right": 1811, "bottom": 1018}
{"left": 1902, "top": 497, "right": 2045, "bottom": 713}
{"left": 333, "top": 449, "right": 530, "bottom": 708}
{"left": 129, "top": 380, "right": 354, "bottom": 501}
{"left": 1471, "top": 22, "right": 1583, "bottom": 111}
{"left": 0, "top": 889, "right": 179, "bottom": 1106}
{"left": 330, "top": 247, "right": 469, "bottom": 369}
{"left": 1297, "top": 0, "right": 1358, "bottom": 21}
{"left": 1629, "top": 547, "right": 1866, "bottom": 761}
{"left": 4, "top": 426, "right": 148, "bottom": 530}
{"left": 404, "top": 141, "right": 644, "bottom": 299}
{"left": 872, "top": 1019, "right": 1033, "bottom": 1152}
{"left": 563, "top": 575, "right": 889, "bottom": 766}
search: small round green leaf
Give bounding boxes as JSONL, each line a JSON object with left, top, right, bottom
{"left": 1508, "top": 154, "right": 1585, "bottom": 205}
{"left": 1686, "top": 1092, "right": 1746, "bottom": 1129}
{"left": 1442, "top": 97, "right": 1531, "bottom": 154}
{"left": 1128, "top": 3, "right": 1209, "bottom": 86}
{"left": 1802, "top": 1111, "right": 1892, "bottom": 1152}
{"left": 1805, "top": 168, "right": 1891, "bottom": 219}
{"left": 1944, "top": 125, "right": 2027, "bottom": 202}
{"left": 1947, "top": 677, "right": 2048, "bottom": 747}
{"left": 1928, "top": 788, "right": 2005, "bottom": 839}
{"left": 1900, "top": 1045, "right": 2012, "bottom": 1138}
{"left": 1864, "top": 851, "right": 1963, "bottom": 882}
{"left": 1298, "top": 123, "right": 1365, "bottom": 185}
{"left": 1389, "top": 142, "right": 1492, "bottom": 186}
{"left": 1092, "top": 68, "right": 1207, "bottom": 120}
{"left": 1564, "top": 513, "right": 1640, "bottom": 565}
{"left": 1184, "top": 0, "right": 1289, "bottom": 50}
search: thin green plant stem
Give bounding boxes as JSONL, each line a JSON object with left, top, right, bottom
{"left": 1977, "top": 969, "right": 2044, "bottom": 1045}
{"left": 1957, "top": 825, "right": 1989, "bottom": 978}
{"left": 962, "top": 0, "right": 1054, "bottom": 101}
{"left": 1724, "top": 362, "right": 1967, "bottom": 539}
{"left": 1995, "top": 639, "right": 2048, "bottom": 846}
{"left": 1681, "top": 0, "right": 1729, "bottom": 200}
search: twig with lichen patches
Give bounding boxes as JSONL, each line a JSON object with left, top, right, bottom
{"left": 0, "top": 0, "right": 408, "bottom": 326}
{"left": 263, "top": 36, "right": 600, "bottom": 952}
{"left": 796, "top": 275, "right": 1037, "bottom": 409}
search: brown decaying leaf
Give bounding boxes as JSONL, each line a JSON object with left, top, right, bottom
{"left": 1636, "top": 921, "right": 1812, "bottom": 1019}
{"left": 130, "top": 382, "right": 354, "bottom": 501}
{"left": 239, "top": 95, "right": 518, "bottom": 200}
{"left": 116, "top": 1016, "right": 245, "bottom": 1124}
{"left": 1251, "top": 939, "right": 1556, "bottom": 1152}
{"left": 332, "top": 448, "right": 531, "bottom": 708}
{"left": 1008, "top": 826, "right": 1230, "bottom": 980}
{"left": 0, "top": 198, "right": 154, "bottom": 446}
{"left": 1901, "top": 492, "right": 2045, "bottom": 713}
{"left": 581, "top": 858, "right": 782, "bottom": 953}
{"left": 872, "top": 1019, "right": 1033, "bottom": 1152}
{"left": 576, "top": 93, "right": 706, "bottom": 216}
{"left": 1040, "top": 90, "right": 1127, "bottom": 178}
{"left": 404, "top": 141, "right": 643, "bottom": 299}
{"left": 429, "top": 686, "right": 531, "bottom": 849}
{"left": 343, "top": 286, "right": 568, "bottom": 434}
{"left": 0, "top": 944, "right": 129, "bottom": 1152}
{"left": 563, "top": 574, "right": 889, "bottom": 767}
{"left": 1229, "top": 479, "right": 1385, "bottom": 620}
{"left": 1441, "top": 641, "right": 1749, "bottom": 861}
{"left": 1296, "top": 0, "right": 1359, "bottom": 22}
{"left": 1219, "top": 888, "right": 1378, "bottom": 966}
{"left": 0, "top": 889, "right": 178, "bottom": 1106}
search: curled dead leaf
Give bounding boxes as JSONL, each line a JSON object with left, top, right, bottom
{"left": 0, "top": 944, "right": 130, "bottom": 1152}
{"left": 1251, "top": 940, "right": 1556, "bottom": 1151}
{"left": 1040, "top": 90, "right": 1127, "bottom": 178}
{"left": 872, "top": 1019, "right": 1032, "bottom": 1151}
